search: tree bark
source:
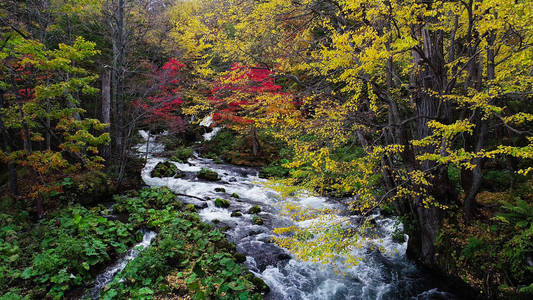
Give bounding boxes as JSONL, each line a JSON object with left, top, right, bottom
{"left": 102, "top": 67, "right": 111, "bottom": 160}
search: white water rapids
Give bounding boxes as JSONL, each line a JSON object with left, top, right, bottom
{"left": 129, "top": 129, "right": 457, "bottom": 300}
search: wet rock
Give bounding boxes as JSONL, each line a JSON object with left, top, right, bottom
{"left": 151, "top": 162, "right": 182, "bottom": 178}
{"left": 229, "top": 177, "right": 237, "bottom": 182}
{"left": 197, "top": 168, "right": 220, "bottom": 181}
{"left": 231, "top": 211, "right": 242, "bottom": 217}
{"left": 248, "top": 205, "right": 261, "bottom": 214}
{"left": 215, "top": 187, "right": 226, "bottom": 193}
{"left": 277, "top": 253, "right": 291, "bottom": 260}
{"left": 215, "top": 198, "right": 230, "bottom": 208}
{"left": 252, "top": 215, "right": 264, "bottom": 225}
{"left": 180, "top": 198, "right": 207, "bottom": 210}
{"left": 231, "top": 193, "right": 240, "bottom": 198}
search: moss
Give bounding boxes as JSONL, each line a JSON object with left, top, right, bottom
{"left": 231, "top": 211, "right": 242, "bottom": 217}
{"left": 214, "top": 187, "right": 226, "bottom": 193}
{"left": 215, "top": 198, "right": 230, "bottom": 208}
{"left": 197, "top": 168, "right": 220, "bottom": 181}
{"left": 170, "top": 147, "right": 194, "bottom": 162}
{"left": 248, "top": 205, "right": 261, "bottom": 214}
{"left": 151, "top": 162, "right": 181, "bottom": 178}
{"left": 252, "top": 215, "right": 263, "bottom": 225}
{"left": 231, "top": 193, "right": 239, "bottom": 198}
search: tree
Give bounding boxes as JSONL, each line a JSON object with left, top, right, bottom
{"left": 0, "top": 32, "right": 109, "bottom": 218}
{"left": 174, "top": 0, "right": 533, "bottom": 267}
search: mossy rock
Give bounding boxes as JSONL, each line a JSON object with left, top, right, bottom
{"left": 252, "top": 215, "right": 264, "bottom": 225}
{"left": 215, "top": 187, "right": 226, "bottom": 193}
{"left": 231, "top": 193, "right": 240, "bottom": 198}
{"left": 231, "top": 211, "right": 242, "bottom": 217}
{"left": 215, "top": 198, "right": 230, "bottom": 208}
{"left": 197, "top": 168, "right": 220, "bottom": 181}
{"left": 151, "top": 162, "right": 180, "bottom": 178}
{"left": 248, "top": 205, "right": 261, "bottom": 214}
{"left": 170, "top": 146, "right": 194, "bottom": 162}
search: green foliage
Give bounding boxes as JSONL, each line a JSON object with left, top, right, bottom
{"left": 101, "top": 188, "right": 265, "bottom": 299}
{"left": 447, "top": 164, "right": 462, "bottom": 193}
{"left": 461, "top": 237, "right": 485, "bottom": 259}
{"left": 259, "top": 164, "right": 290, "bottom": 179}
{"left": 197, "top": 168, "right": 220, "bottom": 181}
{"left": 0, "top": 203, "right": 136, "bottom": 299}
{"left": 483, "top": 170, "right": 514, "bottom": 192}
{"left": 171, "top": 147, "right": 194, "bottom": 162}
{"left": 201, "top": 128, "right": 237, "bottom": 160}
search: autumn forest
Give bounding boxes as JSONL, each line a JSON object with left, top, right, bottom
{"left": 0, "top": 0, "right": 532, "bottom": 299}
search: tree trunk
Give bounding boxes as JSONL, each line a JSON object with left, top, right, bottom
{"left": 102, "top": 68, "right": 111, "bottom": 160}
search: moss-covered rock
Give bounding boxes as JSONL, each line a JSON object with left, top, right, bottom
{"left": 231, "top": 211, "right": 242, "bottom": 217}
{"left": 197, "top": 168, "right": 220, "bottom": 181}
{"left": 215, "top": 187, "right": 226, "bottom": 193}
{"left": 252, "top": 215, "right": 264, "bottom": 225}
{"left": 248, "top": 205, "right": 261, "bottom": 214}
{"left": 151, "top": 162, "right": 181, "bottom": 178}
{"left": 231, "top": 193, "right": 240, "bottom": 198}
{"left": 215, "top": 198, "right": 230, "bottom": 208}
{"left": 170, "top": 146, "right": 194, "bottom": 162}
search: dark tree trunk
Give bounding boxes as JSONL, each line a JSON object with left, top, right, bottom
{"left": 102, "top": 68, "right": 111, "bottom": 160}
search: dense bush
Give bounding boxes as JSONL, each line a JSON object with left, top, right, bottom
{"left": 0, "top": 201, "right": 137, "bottom": 299}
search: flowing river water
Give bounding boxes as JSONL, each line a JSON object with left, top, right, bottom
{"left": 136, "top": 129, "right": 458, "bottom": 300}
{"left": 91, "top": 129, "right": 458, "bottom": 299}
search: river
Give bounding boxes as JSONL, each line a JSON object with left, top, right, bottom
{"left": 128, "top": 129, "right": 458, "bottom": 300}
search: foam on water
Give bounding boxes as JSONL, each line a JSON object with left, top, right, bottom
{"left": 134, "top": 131, "right": 456, "bottom": 300}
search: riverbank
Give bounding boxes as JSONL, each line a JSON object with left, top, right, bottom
{"left": 0, "top": 186, "right": 268, "bottom": 299}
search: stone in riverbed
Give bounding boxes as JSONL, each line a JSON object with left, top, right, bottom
{"left": 214, "top": 187, "right": 226, "bottom": 193}
{"left": 197, "top": 168, "right": 220, "bottom": 181}
{"left": 252, "top": 215, "right": 264, "bottom": 225}
{"left": 248, "top": 205, "right": 261, "bottom": 214}
{"left": 231, "top": 193, "right": 240, "bottom": 198}
{"left": 151, "top": 162, "right": 183, "bottom": 178}
{"left": 215, "top": 198, "right": 230, "bottom": 208}
{"left": 231, "top": 211, "right": 242, "bottom": 217}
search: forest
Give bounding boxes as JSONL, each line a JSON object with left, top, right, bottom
{"left": 0, "top": 0, "right": 532, "bottom": 299}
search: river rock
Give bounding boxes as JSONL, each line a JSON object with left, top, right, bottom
{"left": 248, "top": 205, "right": 261, "bottom": 214}
{"left": 197, "top": 168, "right": 220, "bottom": 181}
{"left": 215, "top": 198, "right": 230, "bottom": 208}
{"left": 151, "top": 161, "right": 183, "bottom": 178}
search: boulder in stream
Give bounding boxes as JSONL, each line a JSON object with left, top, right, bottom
{"left": 215, "top": 198, "right": 230, "bottom": 208}
{"left": 151, "top": 162, "right": 184, "bottom": 178}
{"left": 248, "top": 205, "right": 261, "bottom": 214}
{"left": 197, "top": 168, "right": 220, "bottom": 181}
